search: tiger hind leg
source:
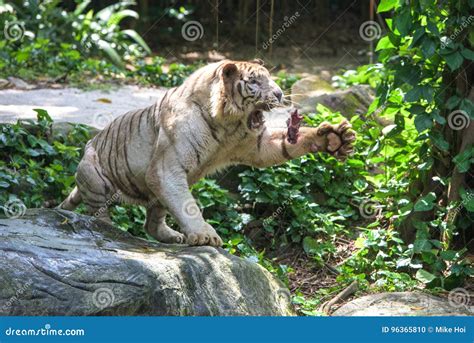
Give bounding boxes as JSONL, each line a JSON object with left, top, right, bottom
{"left": 145, "top": 206, "right": 185, "bottom": 244}
{"left": 59, "top": 186, "right": 82, "bottom": 210}
{"left": 75, "top": 158, "right": 113, "bottom": 224}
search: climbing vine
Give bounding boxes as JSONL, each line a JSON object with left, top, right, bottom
{"left": 372, "top": 0, "right": 474, "bottom": 288}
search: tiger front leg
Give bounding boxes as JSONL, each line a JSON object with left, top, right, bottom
{"left": 145, "top": 152, "right": 223, "bottom": 247}
{"left": 240, "top": 120, "right": 356, "bottom": 168}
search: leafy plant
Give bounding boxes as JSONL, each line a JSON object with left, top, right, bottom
{"left": 274, "top": 71, "right": 301, "bottom": 92}
{"left": 0, "top": 110, "right": 90, "bottom": 209}
{"left": 369, "top": 0, "right": 474, "bottom": 288}
{"left": 0, "top": 0, "right": 150, "bottom": 73}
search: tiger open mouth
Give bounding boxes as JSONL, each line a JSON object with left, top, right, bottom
{"left": 247, "top": 110, "right": 265, "bottom": 130}
{"left": 255, "top": 100, "right": 275, "bottom": 112}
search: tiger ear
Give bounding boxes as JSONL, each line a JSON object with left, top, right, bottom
{"left": 250, "top": 58, "right": 264, "bottom": 66}
{"left": 222, "top": 63, "right": 238, "bottom": 80}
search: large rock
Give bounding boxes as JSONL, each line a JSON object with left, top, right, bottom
{"left": 333, "top": 292, "right": 472, "bottom": 316}
{"left": 312, "top": 85, "right": 374, "bottom": 117}
{"left": 291, "top": 75, "right": 335, "bottom": 112}
{"left": 292, "top": 74, "right": 374, "bottom": 118}
{"left": 0, "top": 209, "right": 293, "bottom": 316}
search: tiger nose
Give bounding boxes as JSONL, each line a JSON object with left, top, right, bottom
{"left": 273, "top": 89, "right": 283, "bottom": 102}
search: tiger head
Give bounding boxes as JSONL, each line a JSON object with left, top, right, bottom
{"left": 219, "top": 59, "right": 284, "bottom": 129}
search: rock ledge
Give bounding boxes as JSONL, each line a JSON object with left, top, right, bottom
{"left": 0, "top": 209, "right": 293, "bottom": 316}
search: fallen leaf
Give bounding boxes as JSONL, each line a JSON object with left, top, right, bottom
{"left": 96, "top": 98, "right": 112, "bottom": 104}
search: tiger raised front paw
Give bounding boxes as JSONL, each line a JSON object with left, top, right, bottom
{"left": 316, "top": 120, "right": 356, "bottom": 159}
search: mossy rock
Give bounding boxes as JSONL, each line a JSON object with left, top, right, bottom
{"left": 291, "top": 75, "right": 335, "bottom": 109}
{"left": 0, "top": 209, "right": 294, "bottom": 316}
{"left": 333, "top": 292, "right": 472, "bottom": 316}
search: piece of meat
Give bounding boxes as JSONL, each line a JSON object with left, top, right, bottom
{"left": 286, "top": 108, "right": 303, "bottom": 144}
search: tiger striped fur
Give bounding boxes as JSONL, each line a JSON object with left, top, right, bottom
{"left": 60, "top": 59, "right": 356, "bottom": 247}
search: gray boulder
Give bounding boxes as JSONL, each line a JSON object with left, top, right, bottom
{"left": 0, "top": 209, "right": 293, "bottom": 316}
{"left": 333, "top": 292, "right": 472, "bottom": 316}
{"left": 292, "top": 75, "right": 374, "bottom": 118}
{"left": 311, "top": 85, "right": 374, "bottom": 118}
{"left": 7, "top": 77, "right": 35, "bottom": 90}
{"left": 291, "top": 75, "right": 335, "bottom": 113}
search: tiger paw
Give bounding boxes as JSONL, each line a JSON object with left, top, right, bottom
{"left": 186, "top": 223, "right": 223, "bottom": 247}
{"left": 315, "top": 120, "right": 356, "bottom": 159}
{"left": 146, "top": 224, "right": 185, "bottom": 244}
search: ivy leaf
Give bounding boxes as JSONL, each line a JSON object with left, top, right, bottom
{"left": 378, "top": 0, "right": 399, "bottom": 12}
{"left": 396, "top": 258, "right": 411, "bottom": 268}
{"left": 421, "top": 38, "right": 436, "bottom": 58}
{"left": 33, "top": 109, "right": 53, "bottom": 125}
{"left": 375, "top": 36, "right": 395, "bottom": 51}
{"left": 394, "top": 8, "right": 412, "bottom": 36}
{"left": 453, "top": 148, "right": 473, "bottom": 173}
{"left": 459, "top": 99, "right": 474, "bottom": 119}
{"left": 430, "top": 131, "right": 449, "bottom": 151}
{"left": 446, "top": 95, "right": 461, "bottom": 110}
{"left": 411, "top": 28, "right": 425, "bottom": 47}
{"left": 414, "top": 113, "right": 433, "bottom": 132}
{"left": 426, "top": 20, "right": 440, "bottom": 36}
{"left": 460, "top": 188, "right": 474, "bottom": 212}
{"left": 302, "top": 236, "right": 319, "bottom": 254}
{"left": 461, "top": 48, "right": 474, "bottom": 60}
{"left": 421, "top": 87, "right": 434, "bottom": 102}
{"left": 414, "top": 239, "right": 432, "bottom": 253}
{"left": 440, "top": 250, "right": 457, "bottom": 261}
{"left": 431, "top": 109, "right": 446, "bottom": 124}
{"left": 405, "top": 86, "right": 422, "bottom": 102}
{"left": 445, "top": 52, "right": 464, "bottom": 71}
{"left": 405, "top": 86, "right": 433, "bottom": 102}
{"left": 26, "top": 148, "right": 41, "bottom": 157}
{"left": 414, "top": 192, "right": 436, "bottom": 212}
{"left": 415, "top": 269, "right": 437, "bottom": 283}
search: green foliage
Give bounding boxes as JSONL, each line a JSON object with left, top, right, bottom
{"left": 332, "top": 64, "right": 385, "bottom": 89}
{"left": 0, "top": 0, "right": 149, "bottom": 69}
{"left": 274, "top": 71, "right": 300, "bottom": 92}
{"left": 132, "top": 57, "right": 201, "bottom": 87}
{"left": 370, "top": 0, "right": 474, "bottom": 288}
{"left": 0, "top": 111, "right": 90, "bottom": 208}
{"left": 342, "top": 228, "right": 416, "bottom": 291}
{"left": 0, "top": 1, "right": 199, "bottom": 86}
